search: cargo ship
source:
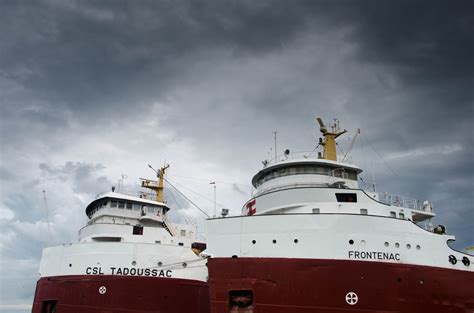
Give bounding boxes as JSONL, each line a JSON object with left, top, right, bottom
{"left": 206, "top": 118, "right": 473, "bottom": 312}
{"left": 32, "top": 164, "right": 210, "bottom": 313}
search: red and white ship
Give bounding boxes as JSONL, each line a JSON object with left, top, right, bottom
{"left": 206, "top": 118, "right": 474, "bottom": 313}
{"left": 32, "top": 165, "right": 210, "bottom": 313}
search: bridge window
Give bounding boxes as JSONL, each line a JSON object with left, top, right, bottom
{"left": 126, "top": 202, "right": 132, "bottom": 210}
{"left": 360, "top": 208, "right": 368, "bottom": 215}
{"left": 390, "top": 211, "right": 396, "bottom": 218}
{"left": 133, "top": 225, "right": 143, "bottom": 235}
{"left": 336, "top": 193, "right": 357, "bottom": 202}
{"left": 92, "top": 236, "right": 121, "bottom": 242}
{"left": 255, "top": 164, "right": 359, "bottom": 186}
{"left": 111, "top": 200, "right": 117, "bottom": 208}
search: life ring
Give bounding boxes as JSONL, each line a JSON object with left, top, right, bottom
{"left": 448, "top": 255, "right": 457, "bottom": 265}
{"left": 462, "top": 256, "right": 470, "bottom": 266}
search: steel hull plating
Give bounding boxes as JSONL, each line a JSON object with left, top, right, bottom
{"left": 32, "top": 275, "right": 210, "bottom": 313}
{"left": 208, "top": 257, "right": 474, "bottom": 313}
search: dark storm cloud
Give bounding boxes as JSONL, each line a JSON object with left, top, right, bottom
{"left": 39, "top": 161, "right": 111, "bottom": 195}
{"left": 1, "top": 0, "right": 472, "bottom": 129}
{"left": 353, "top": 1, "right": 474, "bottom": 83}
{"left": 0, "top": 0, "right": 315, "bottom": 117}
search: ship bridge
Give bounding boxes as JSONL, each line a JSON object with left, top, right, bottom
{"left": 252, "top": 154, "right": 362, "bottom": 196}
{"left": 242, "top": 118, "right": 436, "bottom": 224}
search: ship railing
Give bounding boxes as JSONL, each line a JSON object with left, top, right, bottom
{"left": 377, "top": 192, "right": 433, "bottom": 213}
{"left": 95, "top": 189, "right": 156, "bottom": 200}
{"left": 264, "top": 151, "right": 354, "bottom": 167}
{"left": 162, "top": 214, "right": 177, "bottom": 237}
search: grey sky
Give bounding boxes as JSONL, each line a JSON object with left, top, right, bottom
{"left": 1, "top": 1, "right": 473, "bottom": 311}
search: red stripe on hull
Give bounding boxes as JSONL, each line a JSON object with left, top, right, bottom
{"left": 208, "top": 258, "right": 474, "bottom": 313}
{"left": 32, "top": 275, "right": 209, "bottom": 313}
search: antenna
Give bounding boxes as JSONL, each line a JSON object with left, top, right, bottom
{"left": 371, "top": 165, "right": 376, "bottom": 192}
{"left": 118, "top": 174, "right": 128, "bottom": 192}
{"left": 209, "top": 182, "right": 216, "bottom": 217}
{"left": 42, "top": 190, "right": 52, "bottom": 243}
{"left": 273, "top": 131, "right": 278, "bottom": 161}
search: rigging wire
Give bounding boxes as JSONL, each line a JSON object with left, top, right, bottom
{"left": 166, "top": 187, "right": 192, "bottom": 225}
{"left": 166, "top": 177, "right": 227, "bottom": 208}
{"left": 360, "top": 133, "right": 400, "bottom": 178}
{"left": 146, "top": 256, "right": 210, "bottom": 270}
{"left": 168, "top": 174, "right": 249, "bottom": 187}
{"left": 164, "top": 177, "right": 210, "bottom": 218}
{"left": 306, "top": 143, "right": 320, "bottom": 158}
{"left": 342, "top": 129, "right": 360, "bottom": 163}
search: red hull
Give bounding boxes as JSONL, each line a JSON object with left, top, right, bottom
{"left": 32, "top": 275, "right": 209, "bottom": 313}
{"left": 208, "top": 258, "right": 474, "bottom": 313}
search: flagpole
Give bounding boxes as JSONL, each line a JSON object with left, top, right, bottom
{"left": 210, "top": 182, "right": 216, "bottom": 217}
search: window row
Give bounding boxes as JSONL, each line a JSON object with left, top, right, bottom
{"left": 88, "top": 200, "right": 164, "bottom": 218}
{"left": 255, "top": 165, "right": 358, "bottom": 186}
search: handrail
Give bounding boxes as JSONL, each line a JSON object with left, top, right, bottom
{"left": 264, "top": 151, "right": 354, "bottom": 166}
{"left": 162, "top": 215, "right": 177, "bottom": 237}
{"left": 95, "top": 189, "right": 156, "bottom": 200}
{"left": 376, "top": 192, "right": 433, "bottom": 213}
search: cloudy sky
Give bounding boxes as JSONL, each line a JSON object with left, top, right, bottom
{"left": 0, "top": 0, "right": 473, "bottom": 311}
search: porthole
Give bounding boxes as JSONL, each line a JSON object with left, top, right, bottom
{"left": 361, "top": 240, "right": 366, "bottom": 245}
{"left": 252, "top": 240, "right": 256, "bottom": 244}
{"left": 157, "top": 261, "right": 163, "bottom": 267}
{"left": 395, "top": 243, "right": 400, "bottom": 248}
{"left": 419, "top": 280, "right": 424, "bottom": 285}
{"left": 349, "top": 239, "right": 354, "bottom": 245}
{"left": 449, "top": 255, "right": 457, "bottom": 265}
{"left": 416, "top": 245, "right": 421, "bottom": 250}
{"left": 384, "top": 242, "right": 389, "bottom": 247}
{"left": 182, "top": 262, "right": 187, "bottom": 268}
{"left": 131, "top": 261, "right": 137, "bottom": 266}
{"left": 462, "top": 256, "right": 470, "bottom": 266}
{"left": 294, "top": 239, "right": 299, "bottom": 244}
{"left": 69, "top": 263, "right": 72, "bottom": 267}
{"left": 406, "top": 244, "right": 411, "bottom": 249}
{"left": 272, "top": 239, "right": 277, "bottom": 244}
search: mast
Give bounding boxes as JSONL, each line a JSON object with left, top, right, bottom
{"left": 141, "top": 164, "right": 170, "bottom": 202}
{"left": 316, "top": 117, "right": 347, "bottom": 161}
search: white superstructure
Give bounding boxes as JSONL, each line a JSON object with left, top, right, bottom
{"left": 207, "top": 118, "right": 472, "bottom": 272}
{"left": 39, "top": 165, "right": 208, "bottom": 282}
